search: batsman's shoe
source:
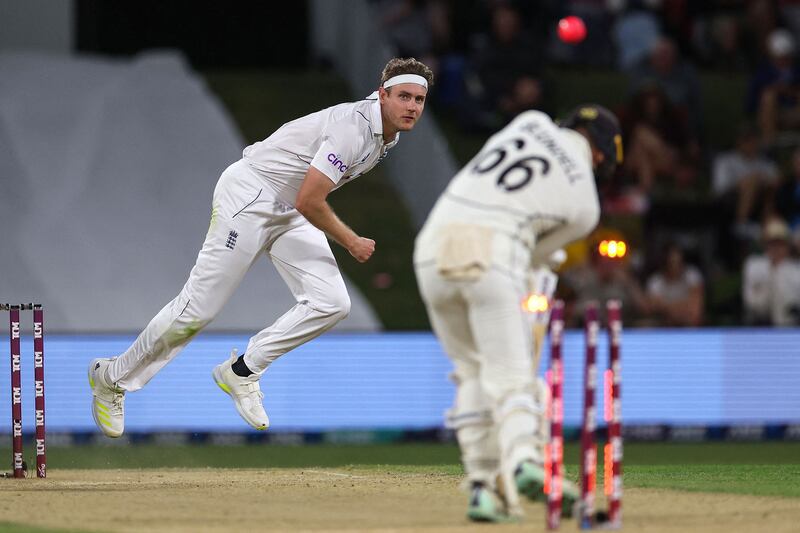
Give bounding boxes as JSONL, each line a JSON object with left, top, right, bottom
{"left": 515, "top": 460, "right": 546, "bottom": 501}
{"left": 212, "top": 351, "right": 269, "bottom": 430}
{"left": 88, "top": 358, "right": 125, "bottom": 438}
{"left": 466, "top": 482, "right": 516, "bottom": 523}
{"left": 516, "top": 461, "right": 579, "bottom": 517}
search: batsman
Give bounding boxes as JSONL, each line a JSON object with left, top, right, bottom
{"left": 414, "top": 105, "right": 623, "bottom": 522}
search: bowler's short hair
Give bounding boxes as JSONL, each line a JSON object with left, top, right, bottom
{"left": 380, "top": 58, "right": 434, "bottom": 88}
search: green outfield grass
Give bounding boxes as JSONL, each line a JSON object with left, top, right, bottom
{"left": 1, "top": 442, "right": 798, "bottom": 532}
{"left": 2, "top": 442, "right": 799, "bottom": 499}
{"left": 624, "top": 464, "right": 800, "bottom": 498}
{"left": 15, "top": 441, "right": 799, "bottom": 468}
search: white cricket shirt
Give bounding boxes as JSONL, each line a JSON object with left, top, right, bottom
{"left": 242, "top": 91, "right": 398, "bottom": 206}
{"left": 743, "top": 255, "right": 800, "bottom": 326}
{"left": 415, "top": 110, "right": 600, "bottom": 268}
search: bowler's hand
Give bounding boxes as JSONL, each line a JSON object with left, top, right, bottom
{"left": 349, "top": 237, "right": 376, "bottom": 263}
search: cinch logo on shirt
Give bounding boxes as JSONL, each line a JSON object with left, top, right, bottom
{"left": 327, "top": 153, "right": 348, "bottom": 173}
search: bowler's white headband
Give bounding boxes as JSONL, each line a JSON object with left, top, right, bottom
{"left": 383, "top": 74, "right": 428, "bottom": 90}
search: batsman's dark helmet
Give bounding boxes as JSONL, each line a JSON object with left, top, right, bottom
{"left": 561, "top": 104, "right": 623, "bottom": 180}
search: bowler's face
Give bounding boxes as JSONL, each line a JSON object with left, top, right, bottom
{"left": 380, "top": 84, "right": 427, "bottom": 134}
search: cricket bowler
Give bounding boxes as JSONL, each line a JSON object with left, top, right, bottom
{"left": 89, "top": 58, "right": 433, "bottom": 437}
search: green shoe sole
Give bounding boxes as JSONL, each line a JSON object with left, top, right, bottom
{"left": 467, "top": 508, "right": 517, "bottom": 523}
{"left": 515, "top": 462, "right": 546, "bottom": 501}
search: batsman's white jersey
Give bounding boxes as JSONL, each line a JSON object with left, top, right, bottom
{"left": 413, "top": 110, "right": 600, "bottom": 515}
{"left": 414, "top": 110, "right": 599, "bottom": 272}
{"left": 108, "top": 93, "right": 399, "bottom": 391}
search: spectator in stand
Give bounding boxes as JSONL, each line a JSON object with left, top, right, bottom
{"left": 377, "top": 0, "right": 451, "bottom": 72}
{"left": 746, "top": 28, "right": 800, "bottom": 145}
{"left": 460, "top": 2, "right": 545, "bottom": 131}
{"left": 781, "top": 0, "right": 800, "bottom": 41}
{"left": 629, "top": 36, "right": 704, "bottom": 135}
{"left": 769, "top": 146, "right": 800, "bottom": 240}
{"left": 711, "top": 124, "right": 779, "bottom": 233}
{"left": 378, "top": 0, "right": 431, "bottom": 58}
{"left": 562, "top": 231, "right": 650, "bottom": 327}
{"left": 618, "top": 81, "right": 699, "bottom": 196}
{"left": 612, "top": 2, "right": 661, "bottom": 71}
{"left": 742, "top": 217, "right": 800, "bottom": 326}
{"left": 645, "top": 242, "right": 705, "bottom": 327}
{"left": 704, "top": 13, "right": 752, "bottom": 71}
{"left": 712, "top": 123, "right": 780, "bottom": 262}
{"left": 747, "top": 0, "right": 781, "bottom": 57}
{"left": 659, "top": 0, "right": 700, "bottom": 57}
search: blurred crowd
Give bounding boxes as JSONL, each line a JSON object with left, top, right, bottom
{"left": 372, "top": 0, "right": 800, "bottom": 327}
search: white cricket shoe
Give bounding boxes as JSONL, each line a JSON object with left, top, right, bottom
{"left": 88, "top": 358, "right": 125, "bottom": 438}
{"left": 466, "top": 481, "right": 516, "bottom": 523}
{"left": 515, "top": 460, "right": 546, "bottom": 501}
{"left": 516, "top": 460, "right": 580, "bottom": 517}
{"left": 212, "top": 351, "right": 269, "bottom": 430}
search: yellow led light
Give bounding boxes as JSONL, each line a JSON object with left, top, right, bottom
{"left": 598, "top": 240, "right": 627, "bottom": 259}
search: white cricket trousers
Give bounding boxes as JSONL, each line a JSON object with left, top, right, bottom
{"left": 415, "top": 242, "right": 542, "bottom": 506}
{"left": 108, "top": 159, "right": 351, "bottom": 391}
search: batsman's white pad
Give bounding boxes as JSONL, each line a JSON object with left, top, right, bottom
{"left": 446, "top": 377, "right": 499, "bottom": 486}
{"left": 495, "top": 390, "right": 543, "bottom": 467}
{"left": 495, "top": 390, "right": 541, "bottom": 515}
